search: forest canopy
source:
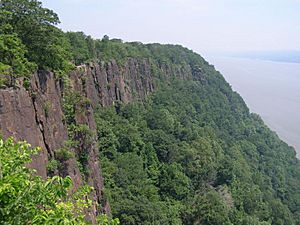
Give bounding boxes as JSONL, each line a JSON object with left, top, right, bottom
{"left": 94, "top": 78, "right": 300, "bottom": 224}
{"left": 0, "top": 138, "right": 119, "bottom": 224}
{"left": 0, "top": 0, "right": 300, "bottom": 225}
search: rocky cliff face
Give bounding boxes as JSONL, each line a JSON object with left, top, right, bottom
{"left": 0, "top": 58, "right": 200, "bottom": 223}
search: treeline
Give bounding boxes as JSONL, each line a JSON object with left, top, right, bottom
{"left": 0, "top": 0, "right": 210, "bottom": 87}
{"left": 1, "top": 1, "right": 300, "bottom": 225}
{"left": 95, "top": 78, "right": 300, "bottom": 224}
{"left": 0, "top": 0, "right": 72, "bottom": 84}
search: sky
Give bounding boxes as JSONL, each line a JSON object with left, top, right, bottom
{"left": 41, "top": 0, "right": 300, "bottom": 55}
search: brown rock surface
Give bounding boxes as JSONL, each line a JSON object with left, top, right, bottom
{"left": 0, "top": 58, "right": 201, "bottom": 223}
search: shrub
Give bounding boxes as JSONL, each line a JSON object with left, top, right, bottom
{"left": 46, "top": 159, "right": 59, "bottom": 175}
{"left": 55, "top": 148, "right": 74, "bottom": 162}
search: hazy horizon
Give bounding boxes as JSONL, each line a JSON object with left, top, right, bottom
{"left": 41, "top": 0, "right": 300, "bottom": 56}
{"left": 208, "top": 56, "right": 300, "bottom": 158}
{"left": 39, "top": 0, "right": 300, "bottom": 155}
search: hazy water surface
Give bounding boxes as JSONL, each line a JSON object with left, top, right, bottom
{"left": 207, "top": 57, "right": 300, "bottom": 158}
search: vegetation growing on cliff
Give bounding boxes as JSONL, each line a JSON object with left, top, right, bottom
{"left": 0, "top": 0, "right": 208, "bottom": 86}
{"left": 95, "top": 77, "right": 300, "bottom": 224}
{"left": 0, "top": 137, "right": 120, "bottom": 224}
{"left": 0, "top": 0, "right": 73, "bottom": 86}
{"left": 88, "top": 41, "right": 300, "bottom": 224}
{"left": 1, "top": 1, "right": 300, "bottom": 225}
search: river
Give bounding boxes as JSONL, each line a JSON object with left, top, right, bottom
{"left": 207, "top": 56, "right": 300, "bottom": 158}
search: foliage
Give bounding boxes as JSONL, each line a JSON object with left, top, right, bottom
{"left": 0, "top": 137, "right": 119, "bottom": 224}
{"left": 46, "top": 159, "right": 59, "bottom": 175}
{"left": 1, "top": 1, "right": 300, "bottom": 224}
{"left": 94, "top": 54, "right": 300, "bottom": 224}
{"left": 0, "top": 0, "right": 73, "bottom": 71}
{"left": 0, "top": 33, "right": 36, "bottom": 86}
{"left": 0, "top": 138, "right": 91, "bottom": 224}
{"left": 55, "top": 148, "right": 74, "bottom": 162}
{"left": 62, "top": 88, "right": 95, "bottom": 179}
{"left": 0, "top": 0, "right": 211, "bottom": 83}
{"left": 0, "top": 0, "right": 73, "bottom": 83}
{"left": 65, "top": 32, "right": 96, "bottom": 65}
{"left": 97, "top": 214, "right": 120, "bottom": 225}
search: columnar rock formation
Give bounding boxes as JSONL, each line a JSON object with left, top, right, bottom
{"left": 0, "top": 58, "right": 201, "bottom": 222}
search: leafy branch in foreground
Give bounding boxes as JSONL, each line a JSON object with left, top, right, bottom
{"left": 0, "top": 137, "right": 119, "bottom": 224}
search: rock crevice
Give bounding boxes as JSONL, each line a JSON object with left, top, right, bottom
{"left": 0, "top": 58, "right": 200, "bottom": 222}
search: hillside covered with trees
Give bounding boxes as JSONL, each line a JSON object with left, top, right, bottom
{"left": 1, "top": 0, "right": 300, "bottom": 224}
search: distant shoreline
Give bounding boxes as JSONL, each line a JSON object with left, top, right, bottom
{"left": 209, "top": 50, "right": 300, "bottom": 64}
{"left": 208, "top": 56, "right": 300, "bottom": 158}
{"left": 227, "top": 55, "right": 300, "bottom": 64}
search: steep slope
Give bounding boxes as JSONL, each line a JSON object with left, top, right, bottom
{"left": 91, "top": 44, "right": 300, "bottom": 225}
{"left": 0, "top": 42, "right": 300, "bottom": 224}
{"left": 0, "top": 53, "right": 201, "bottom": 222}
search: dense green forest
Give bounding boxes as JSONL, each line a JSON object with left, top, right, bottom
{"left": 95, "top": 79, "right": 300, "bottom": 224}
{"left": 1, "top": 0, "right": 300, "bottom": 224}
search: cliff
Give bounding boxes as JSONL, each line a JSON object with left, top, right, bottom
{"left": 0, "top": 58, "right": 201, "bottom": 222}
{"left": 2, "top": 1, "right": 300, "bottom": 222}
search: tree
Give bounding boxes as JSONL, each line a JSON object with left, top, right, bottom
{"left": 186, "top": 191, "right": 231, "bottom": 225}
{"left": 0, "top": 137, "right": 119, "bottom": 224}
{"left": 0, "top": 138, "right": 88, "bottom": 224}
{"left": 0, "top": 34, "right": 36, "bottom": 86}
{"left": 65, "top": 32, "right": 97, "bottom": 65}
{"left": 65, "top": 32, "right": 91, "bottom": 65}
{"left": 102, "top": 35, "right": 110, "bottom": 41}
{"left": 0, "top": 0, "right": 73, "bottom": 74}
